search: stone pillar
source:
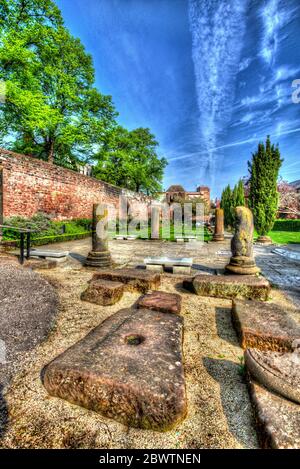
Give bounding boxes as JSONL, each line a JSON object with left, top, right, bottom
{"left": 85, "top": 204, "right": 112, "bottom": 268}
{"left": 151, "top": 204, "right": 160, "bottom": 240}
{"left": 212, "top": 208, "right": 224, "bottom": 241}
{"left": 226, "top": 206, "right": 260, "bottom": 275}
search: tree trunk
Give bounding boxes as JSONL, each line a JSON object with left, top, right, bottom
{"left": 48, "top": 140, "right": 54, "bottom": 164}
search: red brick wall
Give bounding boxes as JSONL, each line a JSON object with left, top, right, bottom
{"left": 0, "top": 148, "right": 151, "bottom": 220}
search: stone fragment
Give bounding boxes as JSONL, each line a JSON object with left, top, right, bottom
{"left": 85, "top": 204, "right": 112, "bottom": 268}
{"left": 91, "top": 268, "right": 160, "bottom": 293}
{"left": 81, "top": 279, "right": 124, "bottom": 306}
{"left": 42, "top": 308, "right": 186, "bottom": 431}
{"left": 193, "top": 274, "right": 270, "bottom": 300}
{"left": 247, "top": 378, "right": 300, "bottom": 449}
{"left": 146, "top": 264, "right": 163, "bottom": 273}
{"left": 232, "top": 299, "right": 300, "bottom": 351}
{"left": 176, "top": 238, "right": 184, "bottom": 243}
{"left": 212, "top": 208, "right": 224, "bottom": 242}
{"left": 173, "top": 266, "right": 191, "bottom": 275}
{"left": 226, "top": 206, "right": 260, "bottom": 275}
{"left": 137, "top": 291, "right": 182, "bottom": 314}
{"left": 245, "top": 344, "right": 300, "bottom": 404}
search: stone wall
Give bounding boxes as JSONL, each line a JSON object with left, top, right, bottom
{"left": 0, "top": 148, "right": 151, "bottom": 221}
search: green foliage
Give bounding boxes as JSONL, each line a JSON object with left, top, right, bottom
{"left": 233, "top": 179, "right": 245, "bottom": 206}
{"left": 9, "top": 231, "right": 92, "bottom": 247}
{"left": 0, "top": 0, "right": 117, "bottom": 167}
{"left": 220, "top": 184, "right": 234, "bottom": 227}
{"left": 248, "top": 136, "right": 283, "bottom": 236}
{"left": 272, "top": 219, "right": 300, "bottom": 232}
{"left": 93, "top": 126, "right": 167, "bottom": 195}
{"left": 2, "top": 214, "right": 92, "bottom": 240}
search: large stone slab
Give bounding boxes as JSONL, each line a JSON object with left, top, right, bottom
{"left": 42, "top": 308, "right": 186, "bottom": 431}
{"left": 193, "top": 274, "right": 270, "bottom": 300}
{"left": 245, "top": 346, "right": 300, "bottom": 404}
{"left": 81, "top": 279, "right": 124, "bottom": 306}
{"left": 247, "top": 378, "right": 300, "bottom": 448}
{"left": 91, "top": 268, "right": 161, "bottom": 293}
{"left": 137, "top": 291, "right": 182, "bottom": 314}
{"left": 232, "top": 299, "right": 300, "bottom": 351}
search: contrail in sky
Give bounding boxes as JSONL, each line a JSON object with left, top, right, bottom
{"left": 188, "top": 0, "right": 248, "bottom": 185}
{"left": 168, "top": 127, "right": 300, "bottom": 162}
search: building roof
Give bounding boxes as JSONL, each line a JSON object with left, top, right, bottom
{"left": 291, "top": 179, "right": 300, "bottom": 189}
{"left": 166, "top": 185, "right": 185, "bottom": 192}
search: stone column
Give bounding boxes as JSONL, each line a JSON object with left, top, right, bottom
{"left": 151, "top": 204, "right": 160, "bottom": 240}
{"left": 85, "top": 203, "right": 112, "bottom": 268}
{"left": 212, "top": 208, "right": 224, "bottom": 241}
{"left": 226, "top": 206, "right": 260, "bottom": 275}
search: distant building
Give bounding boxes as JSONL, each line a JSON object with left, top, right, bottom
{"left": 158, "top": 185, "right": 211, "bottom": 206}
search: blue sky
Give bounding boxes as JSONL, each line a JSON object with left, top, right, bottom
{"left": 56, "top": 0, "right": 300, "bottom": 198}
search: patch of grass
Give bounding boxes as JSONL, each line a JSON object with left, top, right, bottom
{"left": 254, "top": 229, "right": 300, "bottom": 244}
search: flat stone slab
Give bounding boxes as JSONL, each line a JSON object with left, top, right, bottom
{"left": 81, "top": 279, "right": 124, "bottom": 306}
{"left": 137, "top": 291, "right": 182, "bottom": 314}
{"left": 245, "top": 346, "right": 300, "bottom": 404}
{"left": 30, "top": 250, "right": 69, "bottom": 258}
{"left": 144, "top": 257, "right": 193, "bottom": 267}
{"left": 273, "top": 247, "right": 300, "bottom": 263}
{"left": 193, "top": 274, "right": 270, "bottom": 300}
{"left": 42, "top": 308, "right": 186, "bottom": 431}
{"left": 232, "top": 299, "right": 300, "bottom": 352}
{"left": 247, "top": 378, "right": 300, "bottom": 448}
{"left": 91, "top": 268, "right": 161, "bottom": 293}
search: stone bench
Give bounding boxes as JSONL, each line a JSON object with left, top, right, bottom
{"left": 42, "top": 307, "right": 186, "bottom": 431}
{"left": 30, "top": 250, "right": 69, "bottom": 262}
{"left": 144, "top": 257, "right": 193, "bottom": 275}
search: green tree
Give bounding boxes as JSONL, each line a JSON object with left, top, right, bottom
{"left": 248, "top": 136, "right": 283, "bottom": 235}
{"left": 220, "top": 184, "right": 234, "bottom": 227}
{"left": 233, "top": 179, "right": 245, "bottom": 207}
{"left": 0, "top": 0, "right": 117, "bottom": 167}
{"left": 94, "top": 126, "right": 167, "bottom": 195}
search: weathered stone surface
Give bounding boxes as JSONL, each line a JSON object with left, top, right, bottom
{"left": 137, "top": 291, "right": 182, "bottom": 314}
{"left": 247, "top": 377, "right": 300, "bottom": 448}
{"left": 212, "top": 208, "right": 224, "bottom": 242}
{"left": 193, "top": 274, "right": 270, "bottom": 300}
{"left": 91, "top": 268, "right": 161, "bottom": 293}
{"left": 85, "top": 204, "right": 112, "bottom": 268}
{"left": 232, "top": 299, "right": 300, "bottom": 351}
{"left": 245, "top": 345, "right": 300, "bottom": 404}
{"left": 226, "top": 206, "right": 260, "bottom": 275}
{"left": 146, "top": 264, "right": 163, "bottom": 272}
{"left": 42, "top": 308, "right": 186, "bottom": 431}
{"left": 81, "top": 279, "right": 124, "bottom": 306}
{"left": 173, "top": 266, "right": 191, "bottom": 275}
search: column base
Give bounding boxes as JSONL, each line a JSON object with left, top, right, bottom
{"left": 212, "top": 234, "right": 225, "bottom": 242}
{"left": 85, "top": 251, "right": 112, "bottom": 268}
{"left": 257, "top": 235, "right": 272, "bottom": 244}
{"left": 225, "top": 256, "right": 260, "bottom": 275}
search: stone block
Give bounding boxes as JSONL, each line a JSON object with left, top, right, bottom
{"left": 91, "top": 268, "right": 161, "bottom": 293}
{"left": 137, "top": 291, "right": 182, "bottom": 314}
{"left": 193, "top": 274, "right": 270, "bottom": 300}
{"left": 146, "top": 264, "right": 163, "bottom": 273}
{"left": 173, "top": 266, "right": 191, "bottom": 275}
{"left": 42, "top": 308, "right": 186, "bottom": 431}
{"left": 81, "top": 279, "right": 124, "bottom": 306}
{"left": 176, "top": 238, "right": 184, "bottom": 243}
{"left": 232, "top": 299, "right": 300, "bottom": 351}
{"left": 247, "top": 378, "right": 300, "bottom": 449}
{"left": 182, "top": 277, "right": 196, "bottom": 293}
{"left": 245, "top": 347, "right": 300, "bottom": 404}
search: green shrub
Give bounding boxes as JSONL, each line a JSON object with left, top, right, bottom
{"left": 9, "top": 231, "right": 92, "bottom": 247}
{"left": 272, "top": 219, "right": 300, "bottom": 232}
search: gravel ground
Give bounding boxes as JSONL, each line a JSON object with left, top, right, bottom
{"left": 0, "top": 264, "right": 261, "bottom": 449}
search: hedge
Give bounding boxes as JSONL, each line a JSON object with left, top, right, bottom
{"left": 4, "top": 231, "right": 92, "bottom": 247}
{"left": 272, "top": 219, "right": 300, "bottom": 232}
